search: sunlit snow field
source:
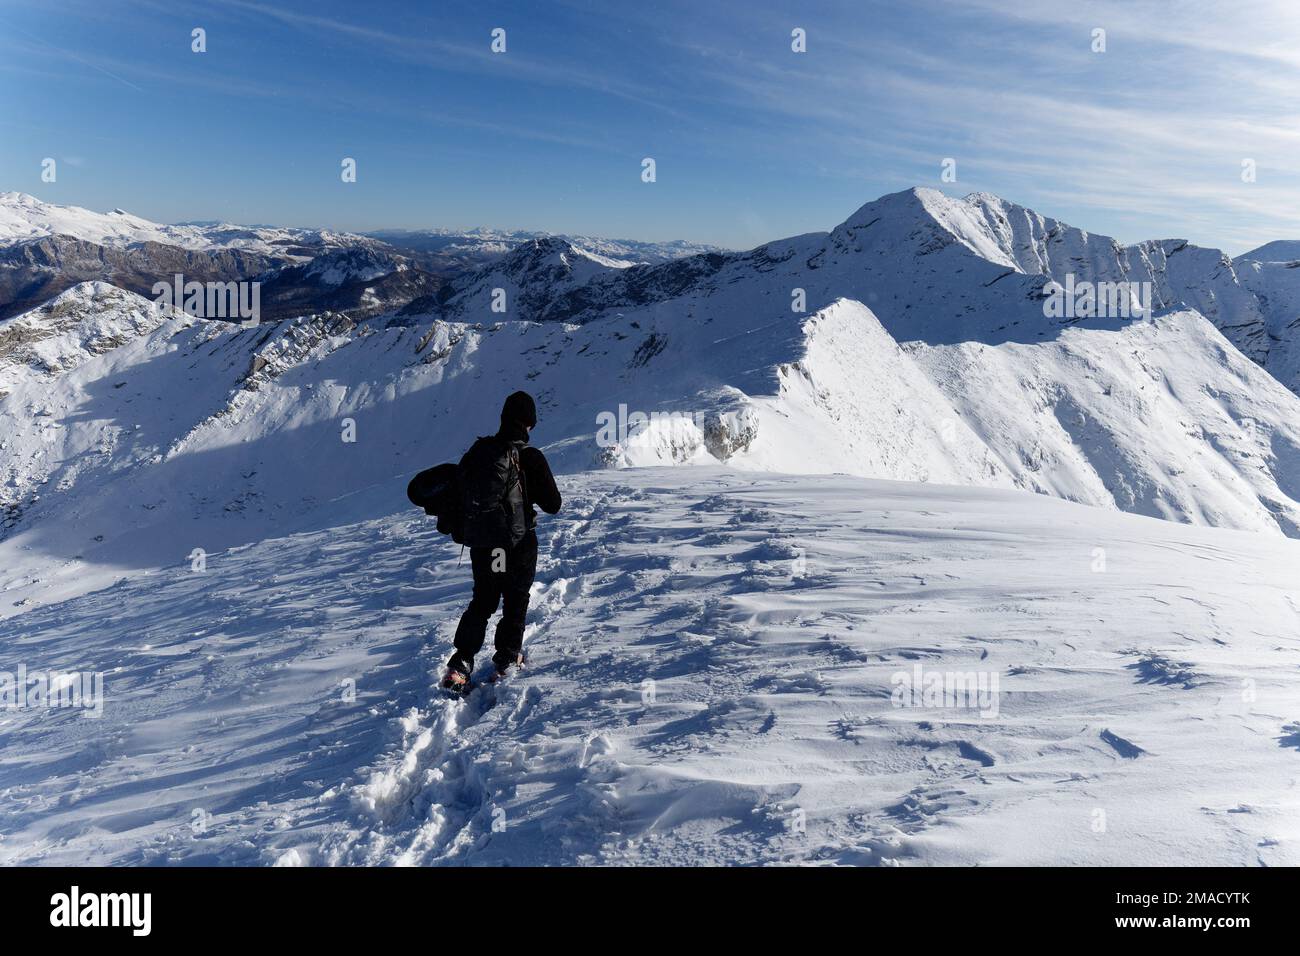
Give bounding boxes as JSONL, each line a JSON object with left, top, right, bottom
{"left": 2, "top": 469, "right": 1297, "bottom": 866}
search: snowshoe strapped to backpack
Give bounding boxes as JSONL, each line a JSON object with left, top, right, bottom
{"left": 457, "top": 436, "right": 527, "bottom": 550}
{"left": 406, "top": 462, "right": 465, "bottom": 542}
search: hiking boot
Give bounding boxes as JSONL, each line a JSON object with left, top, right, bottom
{"left": 440, "top": 667, "right": 471, "bottom": 694}
{"left": 489, "top": 652, "right": 526, "bottom": 683}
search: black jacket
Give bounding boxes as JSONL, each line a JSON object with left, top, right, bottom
{"left": 497, "top": 421, "right": 561, "bottom": 529}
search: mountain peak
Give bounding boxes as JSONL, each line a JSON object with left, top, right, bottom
{"left": 1237, "top": 239, "right": 1300, "bottom": 263}
{"left": 501, "top": 235, "right": 634, "bottom": 271}
{"left": 838, "top": 186, "right": 943, "bottom": 227}
{"left": 832, "top": 186, "right": 1024, "bottom": 270}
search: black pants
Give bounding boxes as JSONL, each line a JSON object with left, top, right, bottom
{"left": 451, "top": 529, "right": 538, "bottom": 672}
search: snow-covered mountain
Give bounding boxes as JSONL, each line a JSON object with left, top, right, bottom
{"left": 0, "top": 191, "right": 368, "bottom": 257}
{"left": 1239, "top": 240, "right": 1300, "bottom": 263}
{"left": 0, "top": 193, "right": 438, "bottom": 324}
{"left": 407, "top": 237, "right": 637, "bottom": 324}
{"left": 1233, "top": 246, "right": 1300, "bottom": 396}
{"left": 4, "top": 184, "right": 1300, "bottom": 563}
{"left": 252, "top": 247, "right": 440, "bottom": 323}
{"left": 949, "top": 192, "right": 1270, "bottom": 362}
{"left": 0, "top": 234, "right": 284, "bottom": 322}
{"left": 2, "top": 183, "right": 1300, "bottom": 564}
{"left": 0, "top": 193, "right": 716, "bottom": 326}
{"left": 367, "top": 227, "right": 719, "bottom": 268}
{"left": 445, "top": 188, "right": 1265, "bottom": 348}
{"left": 5, "top": 188, "right": 1300, "bottom": 866}
{"left": 383, "top": 188, "right": 1300, "bottom": 537}
{"left": 2, "top": 279, "right": 1299, "bottom": 621}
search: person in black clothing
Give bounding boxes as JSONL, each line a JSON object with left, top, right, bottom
{"left": 443, "top": 391, "right": 561, "bottom": 688}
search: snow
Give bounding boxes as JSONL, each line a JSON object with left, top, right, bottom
{"left": 0, "top": 192, "right": 166, "bottom": 247}
{"left": 405, "top": 191, "right": 1300, "bottom": 536}
{"left": 429, "top": 237, "right": 637, "bottom": 325}
{"left": 301, "top": 248, "right": 406, "bottom": 287}
{"left": 911, "top": 309, "right": 1300, "bottom": 535}
{"left": 0, "top": 192, "right": 365, "bottom": 258}
{"left": 0, "top": 193, "right": 715, "bottom": 268}
{"left": 3, "top": 272, "right": 1300, "bottom": 628}
{"left": 1238, "top": 241, "right": 1300, "bottom": 263}
{"left": 367, "top": 227, "right": 719, "bottom": 265}
{"left": 742, "top": 299, "right": 1012, "bottom": 485}
{"left": 2, "top": 468, "right": 1297, "bottom": 865}
{"left": 1234, "top": 255, "right": 1300, "bottom": 396}
{"left": 4, "top": 185, "right": 1300, "bottom": 866}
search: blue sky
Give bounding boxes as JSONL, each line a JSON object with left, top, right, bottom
{"left": 2, "top": 0, "right": 1299, "bottom": 252}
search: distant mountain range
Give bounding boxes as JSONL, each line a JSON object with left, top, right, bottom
{"left": 0, "top": 192, "right": 718, "bottom": 323}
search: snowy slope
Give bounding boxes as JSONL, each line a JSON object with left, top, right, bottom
{"left": 2, "top": 469, "right": 1298, "bottom": 866}
{"left": 0, "top": 192, "right": 365, "bottom": 257}
{"left": 0, "top": 281, "right": 169, "bottom": 390}
{"left": 0, "top": 194, "right": 722, "bottom": 326}
{"left": 911, "top": 311, "right": 1300, "bottom": 535}
{"left": 0, "top": 284, "right": 1014, "bottom": 612}
{"left": 5, "top": 268, "right": 1300, "bottom": 621}
{"left": 1239, "top": 240, "right": 1300, "bottom": 263}
{"left": 9, "top": 187, "right": 1298, "bottom": 398}
{"left": 959, "top": 192, "right": 1269, "bottom": 363}
{"left": 420, "top": 237, "right": 636, "bottom": 325}
{"left": 452, "top": 188, "right": 1256, "bottom": 350}
{"left": 1234, "top": 254, "right": 1300, "bottom": 396}
{"left": 457, "top": 188, "right": 1274, "bottom": 379}
{"left": 0, "top": 233, "right": 284, "bottom": 323}
{"left": 0, "top": 191, "right": 183, "bottom": 247}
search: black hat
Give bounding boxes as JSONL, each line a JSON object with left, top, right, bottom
{"left": 501, "top": 390, "right": 537, "bottom": 429}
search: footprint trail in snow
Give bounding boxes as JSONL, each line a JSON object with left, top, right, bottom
{"left": 2, "top": 470, "right": 1299, "bottom": 866}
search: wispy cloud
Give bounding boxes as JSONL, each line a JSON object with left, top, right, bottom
{"left": 7, "top": 21, "right": 145, "bottom": 92}
{"left": 5, "top": 0, "right": 1298, "bottom": 250}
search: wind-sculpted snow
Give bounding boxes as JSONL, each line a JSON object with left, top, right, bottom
{"left": 2, "top": 470, "right": 1298, "bottom": 865}
{"left": 3, "top": 251, "right": 1300, "bottom": 866}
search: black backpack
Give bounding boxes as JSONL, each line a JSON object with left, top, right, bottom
{"left": 457, "top": 436, "right": 527, "bottom": 549}
{"left": 406, "top": 462, "right": 465, "bottom": 542}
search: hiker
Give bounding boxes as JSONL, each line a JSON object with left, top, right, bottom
{"left": 441, "top": 390, "right": 561, "bottom": 691}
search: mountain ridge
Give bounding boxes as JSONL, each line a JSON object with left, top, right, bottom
{"left": 5, "top": 186, "right": 1300, "bottom": 588}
